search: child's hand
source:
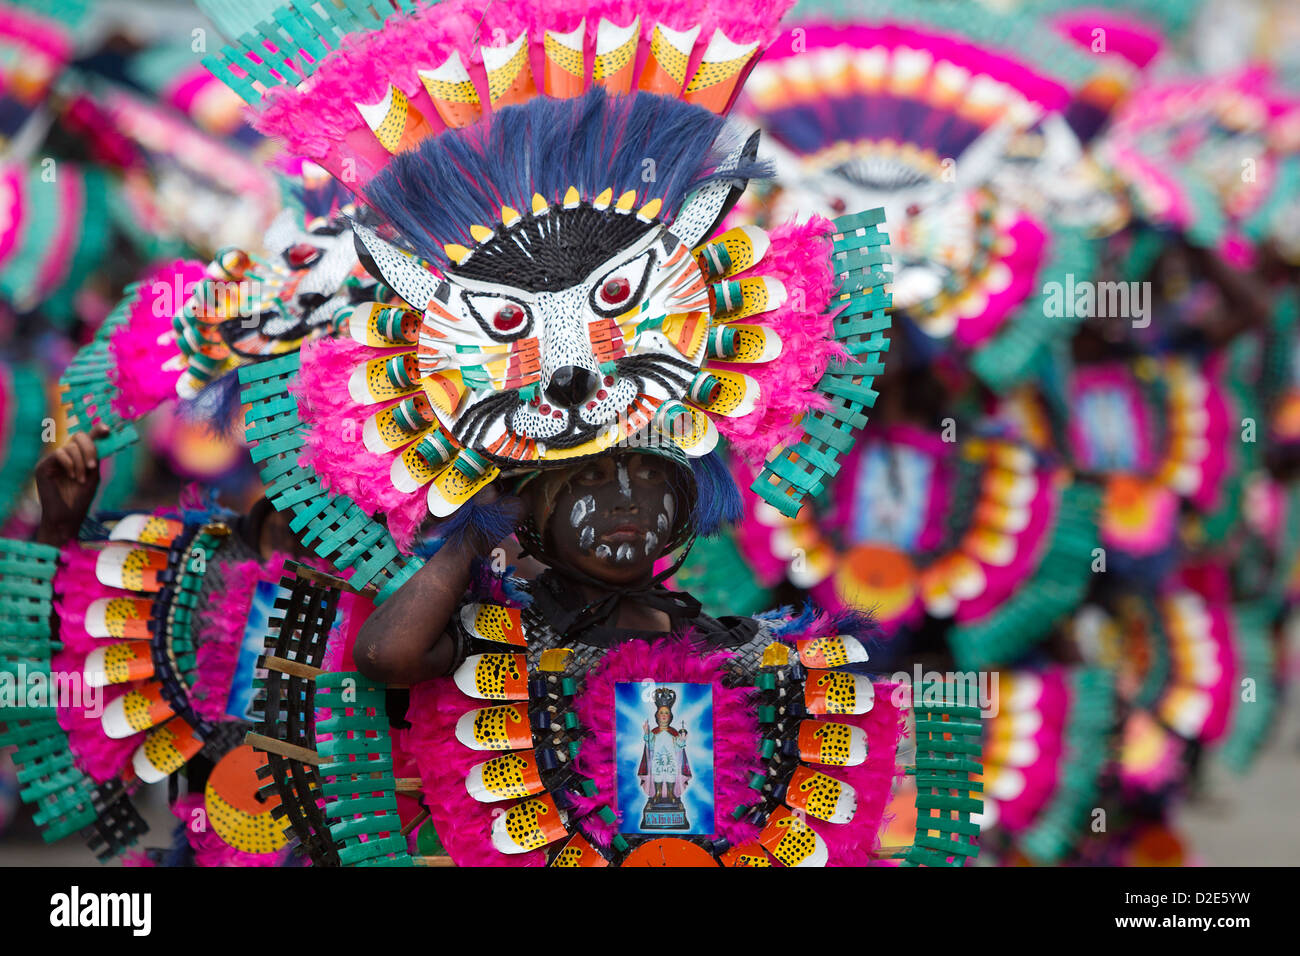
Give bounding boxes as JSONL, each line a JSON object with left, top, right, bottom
{"left": 35, "top": 424, "right": 109, "bottom": 547}
{"left": 460, "top": 481, "right": 526, "bottom": 555}
{"left": 475, "top": 481, "right": 525, "bottom": 519}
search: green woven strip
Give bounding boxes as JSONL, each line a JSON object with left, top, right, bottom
{"left": 43, "top": 167, "right": 114, "bottom": 325}
{"left": 949, "top": 481, "right": 1102, "bottom": 670}
{"left": 1023, "top": 0, "right": 1203, "bottom": 32}
{"left": 0, "top": 362, "right": 48, "bottom": 525}
{"left": 752, "top": 209, "right": 891, "bottom": 517}
{"left": 795, "top": 0, "right": 1096, "bottom": 85}
{"left": 57, "top": 281, "right": 154, "bottom": 458}
{"left": 1, "top": 716, "right": 100, "bottom": 841}
{"left": 903, "top": 680, "right": 984, "bottom": 867}
{"left": 207, "top": 0, "right": 411, "bottom": 103}
{"left": 1019, "top": 668, "right": 1116, "bottom": 864}
{"left": 167, "top": 530, "right": 224, "bottom": 690}
{"left": 313, "top": 672, "right": 411, "bottom": 867}
{"left": 1217, "top": 602, "right": 1280, "bottom": 773}
{"left": 673, "top": 522, "right": 774, "bottom": 619}
{"left": 237, "top": 356, "right": 423, "bottom": 600}
{"left": 970, "top": 226, "right": 1097, "bottom": 394}
{"left": 0, "top": 538, "right": 111, "bottom": 845}
{"left": 1133, "top": 596, "right": 1172, "bottom": 712}
{"left": 1269, "top": 483, "right": 1300, "bottom": 602}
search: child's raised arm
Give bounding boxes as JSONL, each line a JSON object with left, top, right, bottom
{"left": 352, "top": 491, "right": 522, "bottom": 683}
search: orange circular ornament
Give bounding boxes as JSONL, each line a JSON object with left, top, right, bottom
{"left": 1127, "top": 824, "right": 1186, "bottom": 867}
{"left": 621, "top": 838, "right": 720, "bottom": 867}
{"left": 836, "top": 544, "right": 919, "bottom": 624}
{"left": 205, "top": 744, "right": 287, "bottom": 855}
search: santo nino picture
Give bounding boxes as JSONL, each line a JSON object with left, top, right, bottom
{"left": 615, "top": 682, "right": 715, "bottom": 836}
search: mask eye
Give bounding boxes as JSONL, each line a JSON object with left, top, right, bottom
{"left": 492, "top": 302, "right": 526, "bottom": 333}
{"left": 285, "top": 242, "right": 322, "bottom": 269}
{"left": 589, "top": 250, "right": 654, "bottom": 317}
{"left": 599, "top": 277, "right": 631, "bottom": 306}
{"left": 464, "top": 293, "right": 533, "bottom": 341}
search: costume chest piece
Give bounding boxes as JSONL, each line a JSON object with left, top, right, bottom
{"left": 438, "top": 596, "right": 878, "bottom": 867}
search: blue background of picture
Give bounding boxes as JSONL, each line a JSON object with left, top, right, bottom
{"left": 614, "top": 681, "right": 715, "bottom": 835}
{"left": 225, "top": 580, "right": 283, "bottom": 721}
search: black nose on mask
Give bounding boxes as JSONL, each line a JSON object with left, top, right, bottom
{"left": 296, "top": 291, "right": 329, "bottom": 317}
{"left": 545, "top": 365, "right": 599, "bottom": 408}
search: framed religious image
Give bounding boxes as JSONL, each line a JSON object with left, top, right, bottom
{"left": 614, "top": 681, "right": 715, "bottom": 836}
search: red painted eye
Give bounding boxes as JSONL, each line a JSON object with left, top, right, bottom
{"left": 600, "top": 277, "right": 631, "bottom": 305}
{"left": 492, "top": 302, "right": 526, "bottom": 332}
{"left": 906, "top": 203, "right": 922, "bottom": 218}
{"left": 285, "top": 243, "right": 321, "bottom": 269}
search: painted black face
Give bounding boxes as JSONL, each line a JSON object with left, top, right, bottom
{"left": 537, "top": 453, "right": 677, "bottom": 585}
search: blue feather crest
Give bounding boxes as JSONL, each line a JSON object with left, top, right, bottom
{"left": 414, "top": 496, "right": 523, "bottom": 558}
{"left": 178, "top": 372, "right": 244, "bottom": 438}
{"left": 689, "top": 450, "right": 742, "bottom": 536}
{"left": 367, "top": 88, "right": 765, "bottom": 268}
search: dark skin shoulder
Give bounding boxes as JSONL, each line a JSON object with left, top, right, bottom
{"left": 352, "top": 453, "right": 678, "bottom": 682}
{"left": 352, "top": 534, "right": 488, "bottom": 683}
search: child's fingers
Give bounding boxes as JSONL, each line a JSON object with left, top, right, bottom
{"left": 71, "top": 432, "right": 99, "bottom": 471}
{"left": 63, "top": 441, "right": 86, "bottom": 484}
{"left": 52, "top": 447, "right": 74, "bottom": 479}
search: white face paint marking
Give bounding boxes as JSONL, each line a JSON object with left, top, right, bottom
{"left": 644, "top": 531, "right": 658, "bottom": 555}
{"left": 663, "top": 493, "right": 676, "bottom": 523}
{"left": 570, "top": 495, "right": 593, "bottom": 527}
{"left": 617, "top": 460, "right": 632, "bottom": 499}
{"left": 656, "top": 513, "right": 669, "bottom": 533}
{"left": 595, "top": 544, "right": 612, "bottom": 560}
{"left": 616, "top": 543, "right": 635, "bottom": 562}
{"left": 579, "top": 526, "right": 595, "bottom": 550}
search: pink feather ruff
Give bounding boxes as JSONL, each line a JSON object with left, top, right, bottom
{"left": 404, "top": 679, "right": 544, "bottom": 867}
{"left": 293, "top": 337, "right": 429, "bottom": 552}
{"left": 253, "top": 0, "right": 795, "bottom": 177}
{"left": 189, "top": 554, "right": 289, "bottom": 722}
{"left": 49, "top": 536, "right": 296, "bottom": 780}
{"left": 52, "top": 666, "right": 140, "bottom": 784}
{"left": 170, "top": 793, "right": 292, "bottom": 867}
{"left": 712, "top": 216, "right": 843, "bottom": 465}
{"left": 954, "top": 215, "right": 1046, "bottom": 349}
{"left": 1053, "top": 11, "right": 1163, "bottom": 70}
{"left": 52, "top": 542, "right": 117, "bottom": 656}
{"left": 991, "top": 669, "right": 1067, "bottom": 834}
{"left": 108, "top": 260, "right": 205, "bottom": 419}
{"left": 51, "top": 543, "right": 143, "bottom": 782}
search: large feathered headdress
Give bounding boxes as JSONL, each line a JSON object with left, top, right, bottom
{"left": 198, "top": 0, "right": 892, "bottom": 570}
